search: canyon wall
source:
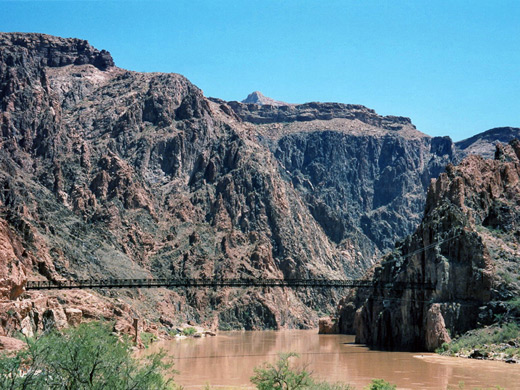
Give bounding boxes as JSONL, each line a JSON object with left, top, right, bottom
{"left": 1, "top": 32, "right": 510, "bottom": 337}
{"left": 342, "top": 141, "right": 520, "bottom": 351}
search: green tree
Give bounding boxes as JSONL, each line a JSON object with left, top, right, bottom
{"left": 364, "top": 379, "right": 397, "bottom": 390}
{"left": 251, "top": 352, "right": 313, "bottom": 390}
{"left": 251, "top": 353, "right": 354, "bottom": 390}
{"left": 0, "top": 321, "right": 178, "bottom": 390}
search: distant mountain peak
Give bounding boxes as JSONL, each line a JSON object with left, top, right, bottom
{"left": 455, "top": 126, "right": 520, "bottom": 159}
{"left": 242, "top": 91, "right": 289, "bottom": 106}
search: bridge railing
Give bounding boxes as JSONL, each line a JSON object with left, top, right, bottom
{"left": 24, "top": 278, "right": 435, "bottom": 291}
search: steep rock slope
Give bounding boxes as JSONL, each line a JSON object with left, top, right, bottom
{"left": 456, "top": 127, "right": 520, "bottom": 159}
{"left": 0, "top": 33, "right": 348, "bottom": 335}
{"left": 0, "top": 32, "right": 463, "bottom": 336}
{"left": 344, "top": 141, "right": 520, "bottom": 351}
{"left": 228, "top": 101, "right": 456, "bottom": 265}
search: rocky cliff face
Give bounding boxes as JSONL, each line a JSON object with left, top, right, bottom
{"left": 342, "top": 141, "right": 520, "bottom": 351}
{"left": 0, "top": 33, "right": 353, "bottom": 336}
{"left": 456, "top": 127, "right": 520, "bottom": 160}
{"left": 0, "top": 32, "right": 479, "bottom": 338}
{"left": 227, "top": 100, "right": 455, "bottom": 266}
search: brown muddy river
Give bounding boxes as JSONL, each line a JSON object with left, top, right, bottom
{"left": 143, "top": 330, "right": 520, "bottom": 389}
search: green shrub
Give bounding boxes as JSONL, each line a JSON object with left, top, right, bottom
{"left": 141, "top": 331, "right": 158, "bottom": 347}
{"left": 495, "top": 322, "right": 519, "bottom": 343}
{"left": 251, "top": 352, "right": 354, "bottom": 390}
{"left": 364, "top": 379, "right": 397, "bottom": 390}
{"left": 506, "top": 297, "right": 520, "bottom": 312}
{"left": 251, "top": 352, "right": 313, "bottom": 390}
{"left": 435, "top": 342, "right": 450, "bottom": 354}
{"left": 0, "top": 321, "right": 178, "bottom": 390}
{"left": 182, "top": 327, "right": 197, "bottom": 336}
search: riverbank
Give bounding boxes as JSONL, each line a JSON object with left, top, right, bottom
{"left": 139, "top": 323, "right": 216, "bottom": 348}
{"left": 436, "top": 322, "right": 520, "bottom": 364}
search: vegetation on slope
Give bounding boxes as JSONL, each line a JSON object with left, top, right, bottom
{"left": 437, "top": 322, "right": 520, "bottom": 362}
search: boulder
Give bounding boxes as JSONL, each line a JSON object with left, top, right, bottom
{"left": 0, "top": 336, "right": 25, "bottom": 351}
{"left": 20, "top": 315, "right": 34, "bottom": 338}
{"left": 469, "top": 349, "right": 488, "bottom": 360}
{"left": 318, "top": 316, "right": 338, "bottom": 334}
{"left": 64, "top": 308, "right": 83, "bottom": 326}
{"left": 425, "top": 304, "right": 451, "bottom": 351}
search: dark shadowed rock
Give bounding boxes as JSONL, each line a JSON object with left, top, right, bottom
{"left": 342, "top": 140, "right": 520, "bottom": 351}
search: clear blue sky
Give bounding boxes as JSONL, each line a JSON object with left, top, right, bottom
{"left": 1, "top": 0, "right": 519, "bottom": 141}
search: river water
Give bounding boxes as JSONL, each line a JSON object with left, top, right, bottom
{"left": 143, "top": 330, "right": 520, "bottom": 389}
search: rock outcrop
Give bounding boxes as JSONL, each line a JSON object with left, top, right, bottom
{"left": 456, "top": 127, "right": 520, "bottom": 160}
{"left": 0, "top": 32, "right": 114, "bottom": 70}
{"left": 0, "top": 336, "right": 25, "bottom": 351}
{"left": 1, "top": 32, "right": 515, "bottom": 337}
{"left": 318, "top": 316, "right": 338, "bottom": 334}
{"left": 343, "top": 141, "right": 520, "bottom": 351}
{"left": 242, "top": 91, "right": 289, "bottom": 106}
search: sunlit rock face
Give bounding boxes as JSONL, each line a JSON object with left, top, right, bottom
{"left": 456, "top": 127, "right": 520, "bottom": 160}
{"left": 344, "top": 141, "right": 520, "bottom": 351}
{"left": 2, "top": 32, "right": 504, "bottom": 336}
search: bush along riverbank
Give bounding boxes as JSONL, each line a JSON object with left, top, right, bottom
{"left": 436, "top": 322, "right": 520, "bottom": 363}
{"left": 0, "top": 322, "right": 178, "bottom": 390}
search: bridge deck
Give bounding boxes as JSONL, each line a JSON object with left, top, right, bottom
{"left": 25, "top": 278, "right": 434, "bottom": 290}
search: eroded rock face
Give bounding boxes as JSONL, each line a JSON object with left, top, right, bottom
{"left": 0, "top": 289, "right": 142, "bottom": 343}
{"left": 0, "top": 33, "right": 114, "bottom": 70}
{"left": 456, "top": 127, "right": 520, "bottom": 160}
{"left": 344, "top": 141, "right": 520, "bottom": 351}
{"left": 270, "top": 132, "right": 454, "bottom": 265}
{"left": 0, "top": 32, "right": 502, "bottom": 336}
{"left": 0, "top": 33, "right": 348, "bottom": 334}
{"left": 227, "top": 100, "right": 415, "bottom": 129}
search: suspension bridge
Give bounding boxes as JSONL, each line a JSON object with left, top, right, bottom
{"left": 25, "top": 233, "right": 461, "bottom": 292}
{"left": 25, "top": 278, "right": 435, "bottom": 291}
